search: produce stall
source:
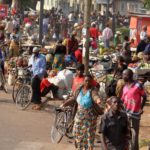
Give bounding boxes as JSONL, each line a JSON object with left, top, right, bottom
{"left": 128, "top": 62, "right": 150, "bottom": 95}
{"left": 129, "top": 13, "right": 150, "bottom": 47}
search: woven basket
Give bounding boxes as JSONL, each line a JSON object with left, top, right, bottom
{"left": 145, "top": 85, "right": 150, "bottom": 95}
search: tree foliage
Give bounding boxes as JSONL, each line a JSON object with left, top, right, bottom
{"left": 14, "top": 0, "right": 37, "bottom": 10}
{"left": 144, "top": 0, "right": 150, "bottom": 10}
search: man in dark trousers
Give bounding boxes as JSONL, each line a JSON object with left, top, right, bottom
{"left": 100, "top": 96, "right": 130, "bottom": 150}
{"left": 29, "top": 47, "right": 46, "bottom": 110}
{"left": 121, "top": 69, "right": 147, "bottom": 150}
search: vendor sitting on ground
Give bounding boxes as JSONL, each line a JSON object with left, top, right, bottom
{"left": 40, "top": 71, "right": 58, "bottom": 98}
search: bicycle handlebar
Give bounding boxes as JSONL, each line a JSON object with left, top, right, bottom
{"left": 55, "top": 107, "right": 72, "bottom": 112}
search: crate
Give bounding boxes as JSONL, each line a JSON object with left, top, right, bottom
{"left": 135, "top": 69, "right": 150, "bottom": 75}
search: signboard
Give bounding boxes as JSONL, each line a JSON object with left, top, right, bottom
{"left": 96, "top": 0, "right": 112, "bottom": 4}
{"left": 0, "top": 4, "right": 8, "bottom": 18}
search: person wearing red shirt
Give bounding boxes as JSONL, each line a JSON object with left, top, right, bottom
{"left": 75, "top": 46, "right": 82, "bottom": 64}
{"left": 40, "top": 73, "right": 58, "bottom": 98}
{"left": 72, "top": 64, "right": 84, "bottom": 92}
{"left": 24, "top": 17, "right": 30, "bottom": 24}
{"left": 72, "top": 64, "right": 99, "bottom": 93}
{"left": 91, "top": 37, "right": 98, "bottom": 50}
{"left": 121, "top": 69, "right": 147, "bottom": 150}
{"left": 67, "top": 33, "right": 78, "bottom": 65}
{"left": 89, "top": 23, "right": 99, "bottom": 39}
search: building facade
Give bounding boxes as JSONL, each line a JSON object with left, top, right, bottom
{"left": 115, "top": 0, "right": 144, "bottom": 15}
{"left": 36, "top": 0, "right": 145, "bottom": 15}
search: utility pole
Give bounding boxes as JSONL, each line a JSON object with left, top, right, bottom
{"left": 112, "top": 0, "right": 116, "bottom": 34}
{"left": 39, "top": 0, "right": 44, "bottom": 45}
{"left": 82, "top": 0, "right": 92, "bottom": 74}
{"left": 94, "top": 0, "right": 96, "bottom": 11}
{"left": 106, "top": 0, "right": 110, "bottom": 22}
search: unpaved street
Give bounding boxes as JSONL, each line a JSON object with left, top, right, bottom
{"left": 0, "top": 88, "right": 150, "bottom": 150}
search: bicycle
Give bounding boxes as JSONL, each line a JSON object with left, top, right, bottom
{"left": 12, "top": 66, "right": 31, "bottom": 103}
{"left": 51, "top": 105, "right": 76, "bottom": 143}
{"left": 15, "top": 66, "right": 32, "bottom": 110}
{"left": 15, "top": 84, "right": 32, "bottom": 110}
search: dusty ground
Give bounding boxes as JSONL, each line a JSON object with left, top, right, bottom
{"left": 0, "top": 86, "right": 150, "bottom": 150}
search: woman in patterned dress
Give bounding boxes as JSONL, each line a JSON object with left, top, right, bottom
{"left": 61, "top": 75, "right": 102, "bottom": 150}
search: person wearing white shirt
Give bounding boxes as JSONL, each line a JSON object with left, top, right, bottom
{"left": 140, "top": 25, "right": 147, "bottom": 41}
{"left": 5, "top": 18, "right": 14, "bottom": 38}
{"left": 102, "top": 24, "right": 113, "bottom": 48}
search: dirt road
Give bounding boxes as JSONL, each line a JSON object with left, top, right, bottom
{"left": 0, "top": 87, "right": 150, "bottom": 150}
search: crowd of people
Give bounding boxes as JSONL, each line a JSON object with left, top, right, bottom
{"left": 0, "top": 6, "right": 150, "bottom": 150}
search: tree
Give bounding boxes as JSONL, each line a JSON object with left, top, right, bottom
{"left": 12, "top": 0, "right": 37, "bottom": 11}
{"left": 144, "top": 0, "right": 150, "bottom": 9}
{"left": 0, "top": 0, "right": 5, "bottom": 4}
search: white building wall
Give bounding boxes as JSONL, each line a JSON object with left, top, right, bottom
{"left": 36, "top": 0, "right": 57, "bottom": 11}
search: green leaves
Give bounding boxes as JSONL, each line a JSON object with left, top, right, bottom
{"left": 20, "top": 0, "right": 34, "bottom": 9}
{"left": 144, "top": 0, "right": 150, "bottom": 10}
{"left": 14, "top": 0, "right": 36, "bottom": 9}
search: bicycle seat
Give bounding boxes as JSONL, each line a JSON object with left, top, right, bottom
{"left": 55, "top": 107, "right": 63, "bottom": 112}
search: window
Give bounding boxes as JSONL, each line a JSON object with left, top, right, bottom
{"left": 121, "top": 2, "right": 125, "bottom": 11}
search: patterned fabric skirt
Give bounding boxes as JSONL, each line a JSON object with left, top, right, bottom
{"left": 52, "top": 54, "right": 65, "bottom": 71}
{"left": 73, "top": 107, "right": 97, "bottom": 150}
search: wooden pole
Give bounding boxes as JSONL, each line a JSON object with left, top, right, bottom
{"left": 112, "top": 0, "right": 116, "bottom": 34}
{"left": 39, "top": 0, "right": 44, "bottom": 45}
{"left": 82, "top": 0, "right": 92, "bottom": 74}
{"left": 106, "top": 0, "right": 110, "bottom": 22}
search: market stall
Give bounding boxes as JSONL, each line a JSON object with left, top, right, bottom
{"left": 130, "top": 13, "right": 150, "bottom": 47}
{"left": 128, "top": 62, "right": 150, "bottom": 95}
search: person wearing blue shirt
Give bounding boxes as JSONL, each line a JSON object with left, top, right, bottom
{"left": 29, "top": 47, "right": 46, "bottom": 110}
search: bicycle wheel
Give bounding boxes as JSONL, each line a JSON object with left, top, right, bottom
{"left": 15, "top": 84, "right": 32, "bottom": 110}
{"left": 51, "top": 125, "right": 63, "bottom": 144}
{"left": 12, "top": 78, "right": 23, "bottom": 103}
{"left": 65, "top": 108, "right": 74, "bottom": 139}
{"left": 51, "top": 111, "right": 66, "bottom": 143}
{"left": 66, "top": 120, "right": 74, "bottom": 139}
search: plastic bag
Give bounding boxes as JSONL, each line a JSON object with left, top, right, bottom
{"left": 52, "top": 33, "right": 56, "bottom": 39}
